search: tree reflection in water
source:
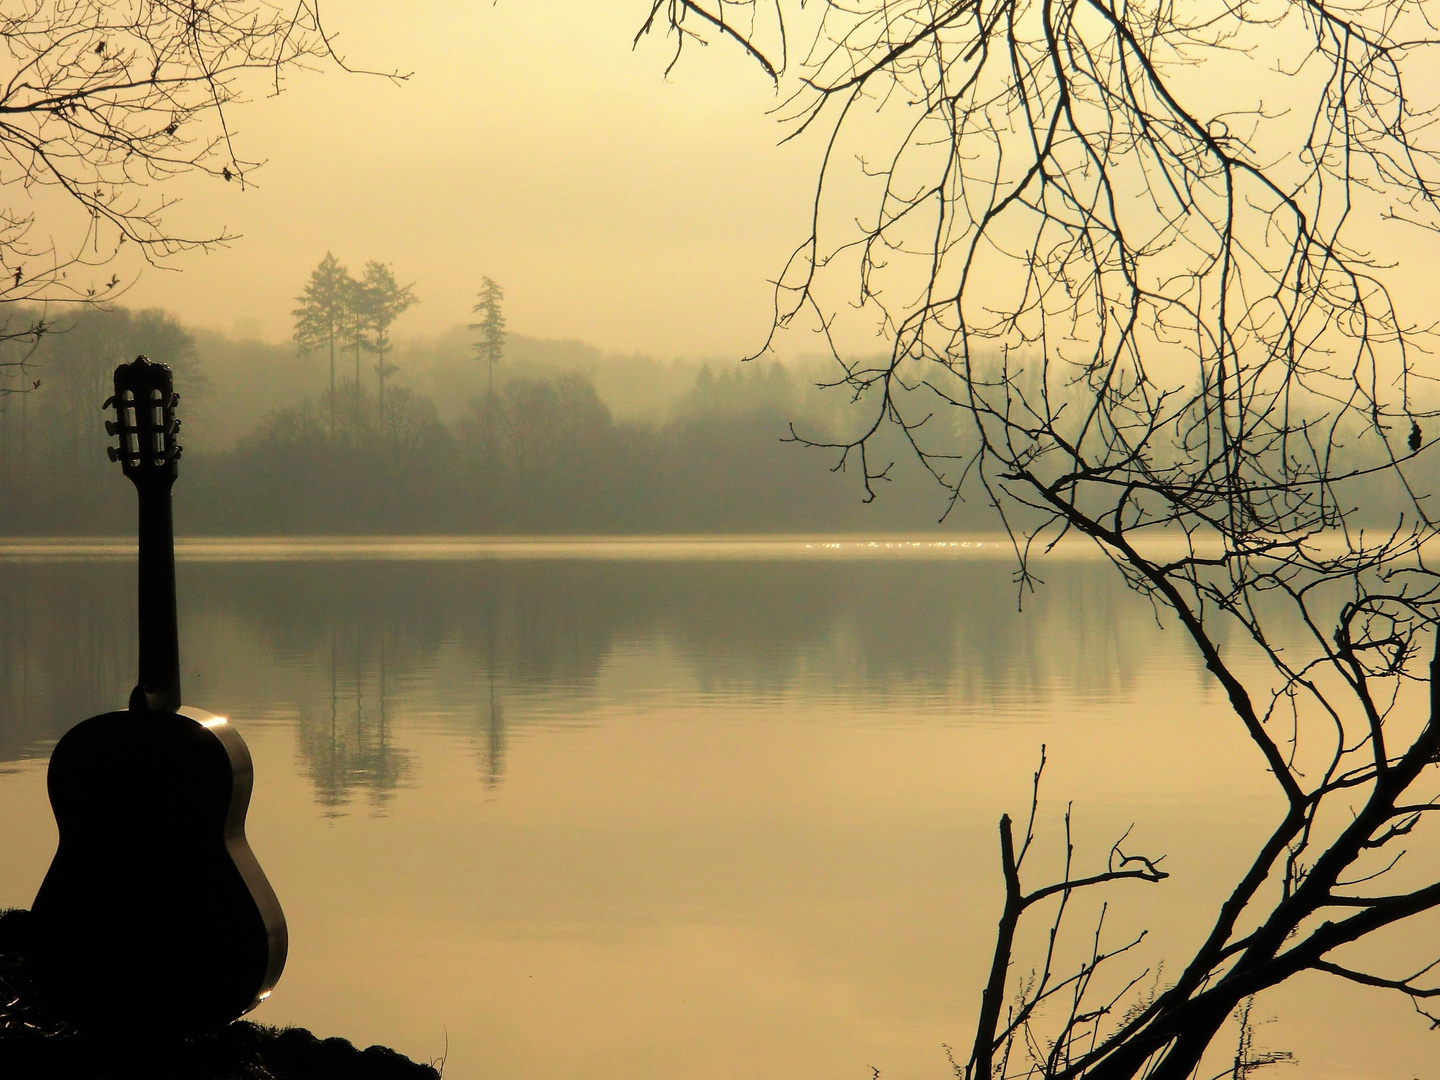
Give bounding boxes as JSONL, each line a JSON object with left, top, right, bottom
{"left": 0, "top": 564, "right": 135, "bottom": 764}
{"left": 479, "top": 620, "right": 505, "bottom": 790}
{"left": 0, "top": 552, "right": 1192, "bottom": 806}
{"left": 297, "top": 623, "right": 410, "bottom": 815}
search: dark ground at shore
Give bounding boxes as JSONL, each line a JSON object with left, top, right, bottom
{"left": 0, "top": 909, "right": 442, "bottom": 1079}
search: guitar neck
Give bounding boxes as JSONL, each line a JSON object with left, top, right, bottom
{"left": 135, "top": 478, "right": 181, "bottom": 712}
{"left": 106, "top": 354, "right": 185, "bottom": 713}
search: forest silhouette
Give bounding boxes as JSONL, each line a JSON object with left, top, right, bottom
{"left": 0, "top": 304, "right": 987, "bottom": 535}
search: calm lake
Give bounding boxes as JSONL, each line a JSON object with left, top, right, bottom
{"left": 0, "top": 537, "right": 1432, "bottom": 1077}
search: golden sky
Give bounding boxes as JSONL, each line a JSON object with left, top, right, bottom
{"left": 121, "top": 3, "right": 819, "bottom": 359}
{"left": 96, "top": 1, "right": 1440, "bottom": 371}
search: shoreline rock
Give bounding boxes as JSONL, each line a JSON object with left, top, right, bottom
{"left": 0, "top": 909, "right": 440, "bottom": 1079}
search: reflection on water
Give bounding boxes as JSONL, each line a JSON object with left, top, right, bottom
{"left": 302, "top": 625, "right": 410, "bottom": 813}
{"left": 1, "top": 550, "right": 1159, "bottom": 788}
{"left": 0, "top": 539, "right": 1424, "bottom": 1078}
{"left": 0, "top": 562, "right": 134, "bottom": 766}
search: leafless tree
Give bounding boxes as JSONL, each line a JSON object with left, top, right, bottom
{"left": 642, "top": 1, "right": 1440, "bottom": 1074}
{"left": 0, "top": 0, "right": 401, "bottom": 396}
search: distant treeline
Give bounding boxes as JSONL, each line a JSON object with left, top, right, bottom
{"left": 4, "top": 305, "right": 1430, "bottom": 536}
{"left": 0, "top": 305, "right": 980, "bottom": 535}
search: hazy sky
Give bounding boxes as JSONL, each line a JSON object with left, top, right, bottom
{"left": 119, "top": 3, "right": 819, "bottom": 359}
{"left": 72, "top": 2, "right": 1440, "bottom": 371}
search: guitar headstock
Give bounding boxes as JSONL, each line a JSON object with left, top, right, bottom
{"left": 104, "top": 355, "right": 181, "bottom": 484}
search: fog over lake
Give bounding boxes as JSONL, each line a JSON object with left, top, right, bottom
{"left": 1, "top": 0, "right": 1437, "bottom": 1071}
{"left": 1, "top": 539, "right": 1433, "bottom": 1078}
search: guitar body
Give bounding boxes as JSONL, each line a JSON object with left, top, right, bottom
{"left": 32, "top": 706, "right": 287, "bottom": 1035}
{"left": 30, "top": 356, "right": 287, "bottom": 1035}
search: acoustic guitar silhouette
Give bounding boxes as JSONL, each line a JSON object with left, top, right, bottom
{"left": 31, "top": 355, "right": 287, "bottom": 1035}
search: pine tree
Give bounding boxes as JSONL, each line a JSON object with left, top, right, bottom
{"left": 291, "top": 252, "right": 354, "bottom": 432}
{"left": 339, "top": 273, "right": 369, "bottom": 427}
{"left": 358, "top": 261, "right": 418, "bottom": 431}
{"left": 470, "top": 278, "right": 506, "bottom": 397}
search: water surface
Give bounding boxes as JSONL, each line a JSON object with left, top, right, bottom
{"left": 0, "top": 537, "right": 1429, "bottom": 1077}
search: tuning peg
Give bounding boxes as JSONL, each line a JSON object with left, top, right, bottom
{"left": 107, "top": 446, "right": 120, "bottom": 462}
{"left": 171, "top": 418, "right": 182, "bottom": 433}
{"left": 171, "top": 393, "right": 180, "bottom": 406}
{"left": 104, "top": 420, "right": 117, "bottom": 436}
{"left": 174, "top": 445, "right": 184, "bottom": 461}
{"left": 101, "top": 395, "right": 115, "bottom": 410}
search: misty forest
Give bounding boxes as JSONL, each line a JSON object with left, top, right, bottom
{"left": 4, "top": 283, "right": 1436, "bottom": 537}
{"left": 7, "top": 2, "right": 1440, "bottom": 1080}
{"left": 0, "top": 286, "right": 970, "bottom": 534}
